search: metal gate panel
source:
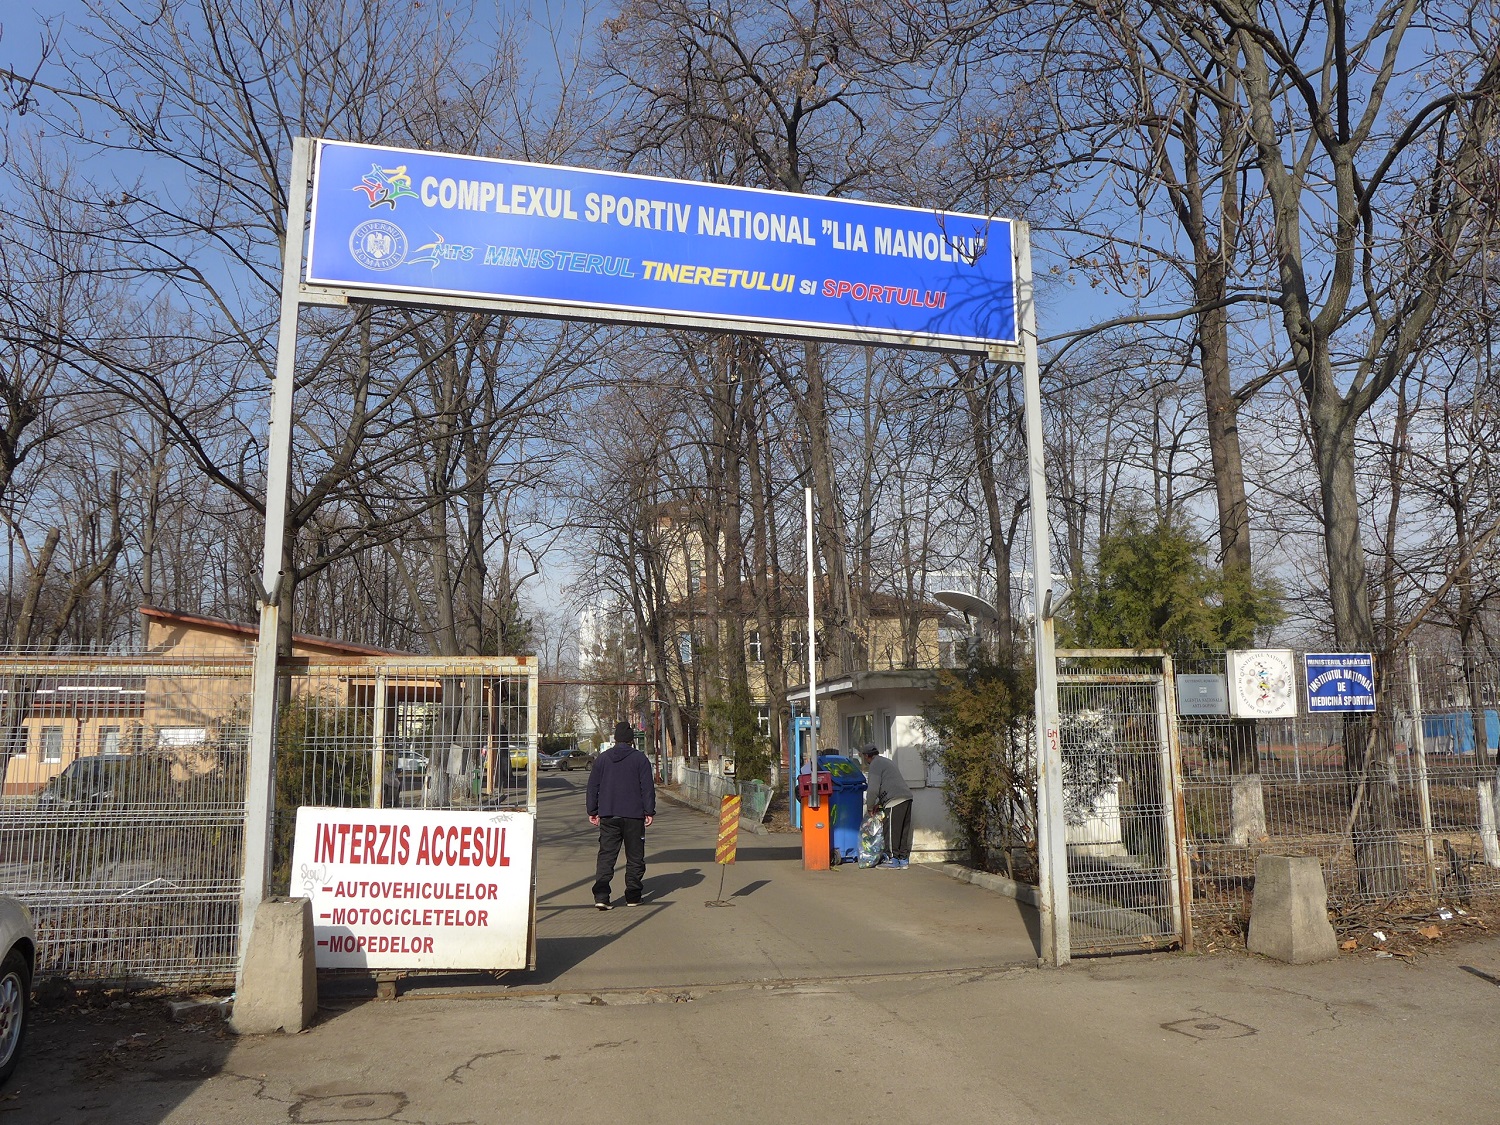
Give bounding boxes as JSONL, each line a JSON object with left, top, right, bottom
{"left": 1057, "top": 654, "right": 1190, "bottom": 955}
{"left": 275, "top": 657, "right": 538, "bottom": 873}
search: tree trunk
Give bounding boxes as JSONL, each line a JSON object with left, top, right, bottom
{"left": 959, "top": 358, "right": 1017, "bottom": 663}
{"left": 13, "top": 528, "right": 60, "bottom": 650}
{"left": 743, "top": 376, "right": 787, "bottom": 768}
{"left": 798, "top": 344, "right": 861, "bottom": 676}
{"left": 1313, "top": 405, "right": 1403, "bottom": 894}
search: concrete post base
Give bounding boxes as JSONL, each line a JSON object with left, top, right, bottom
{"left": 232, "top": 896, "right": 318, "bottom": 1034}
{"left": 1246, "top": 855, "right": 1339, "bottom": 964}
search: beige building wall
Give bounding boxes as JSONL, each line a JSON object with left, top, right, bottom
{"left": 3, "top": 607, "right": 407, "bottom": 797}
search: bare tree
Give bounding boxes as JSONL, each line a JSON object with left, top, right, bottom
{"left": 1058, "top": 0, "right": 1500, "bottom": 892}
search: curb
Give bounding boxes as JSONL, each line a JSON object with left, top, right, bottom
{"left": 936, "top": 863, "right": 1041, "bottom": 908}
{"left": 656, "top": 786, "right": 769, "bottom": 835}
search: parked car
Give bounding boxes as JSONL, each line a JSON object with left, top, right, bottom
{"left": 540, "top": 748, "right": 596, "bottom": 772}
{"left": 35, "top": 755, "right": 138, "bottom": 809}
{"left": 508, "top": 748, "right": 531, "bottom": 771}
{"left": 394, "top": 750, "right": 429, "bottom": 774}
{"left": 0, "top": 896, "right": 35, "bottom": 1086}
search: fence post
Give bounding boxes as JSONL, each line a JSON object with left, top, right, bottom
{"left": 371, "top": 672, "right": 388, "bottom": 809}
{"left": 527, "top": 659, "right": 540, "bottom": 817}
{"left": 1407, "top": 649, "right": 1438, "bottom": 898}
{"left": 1157, "top": 656, "right": 1194, "bottom": 951}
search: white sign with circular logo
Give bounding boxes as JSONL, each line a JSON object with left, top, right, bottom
{"left": 349, "top": 219, "right": 409, "bottom": 270}
{"left": 1226, "top": 649, "right": 1298, "bottom": 719}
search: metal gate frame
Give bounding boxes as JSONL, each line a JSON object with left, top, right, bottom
{"left": 281, "top": 656, "right": 540, "bottom": 816}
{"left": 1056, "top": 649, "right": 1193, "bottom": 955}
{"left": 243, "top": 136, "right": 1063, "bottom": 973}
{"left": 277, "top": 655, "right": 541, "bottom": 972}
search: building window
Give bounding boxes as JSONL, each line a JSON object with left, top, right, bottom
{"left": 100, "top": 727, "right": 121, "bottom": 755}
{"left": 757, "top": 706, "right": 772, "bottom": 737}
{"left": 846, "top": 714, "right": 874, "bottom": 751}
{"left": 678, "top": 633, "right": 694, "bottom": 665}
{"left": 788, "top": 631, "right": 825, "bottom": 668}
{"left": 41, "top": 726, "right": 63, "bottom": 763}
{"left": 747, "top": 630, "right": 763, "bottom": 663}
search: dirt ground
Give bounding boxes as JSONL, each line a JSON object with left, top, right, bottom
{"left": 9, "top": 988, "right": 233, "bottom": 1110}
{"left": 1191, "top": 888, "right": 1500, "bottom": 961}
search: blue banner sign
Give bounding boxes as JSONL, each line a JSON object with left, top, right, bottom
{"left": 1304, "top": 653, "right": 1376, "bottom": 712}
{"left": 306, "top": 140, "right": 1018, "bottom": 351}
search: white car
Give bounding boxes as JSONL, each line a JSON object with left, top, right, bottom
{"left": 394, "top": 751, "right": 429, "bottom": 773}
{"left": 0, "top": 896, "right": 34, "bottom": 1086}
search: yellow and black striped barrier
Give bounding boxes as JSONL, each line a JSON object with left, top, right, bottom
{"left": 707, "top": 794, "right": 741, "bottom": 906}
{"left": 716, "top": 794, "right": 741, "bottom": 865}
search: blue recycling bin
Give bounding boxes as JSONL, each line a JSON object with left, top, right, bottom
{"left": 813, "top": 754, "right": 868, "bottom": 864}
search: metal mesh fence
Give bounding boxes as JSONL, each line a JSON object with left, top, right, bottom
{"left": 0, "top": 654, "right": 538, "bottom": 986}
{"left": 1179, "top": 651, "right": 1500, "bottom": 928}
{"left": 678, "top": 768, "right": 775, "bottom": 822}
{"left": 0, "top": 659, "right": 252, "bottom": 984}
{"left": 272, "top": 658, "right": 538, "bottom": 894}
{"left": 1056, "top": 655, "right": 1187, "bottom": 953}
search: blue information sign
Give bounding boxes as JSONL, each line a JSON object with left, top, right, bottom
{"left": 1304, "top": 653, "right": 1376, "bottom": 712}
{"left": 306, "top": 140, "right": 1018, "bottom": 351}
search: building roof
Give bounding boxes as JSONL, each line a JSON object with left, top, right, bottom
{"left": 785, "top": 668, "right": 944, "bottom": 703}
{"left": 139, "top": 605, "right": 409, "bottom": 658}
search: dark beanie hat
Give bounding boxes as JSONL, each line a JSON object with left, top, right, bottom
{"left": 614, "top": 721, "right": 634, "bottom": 744}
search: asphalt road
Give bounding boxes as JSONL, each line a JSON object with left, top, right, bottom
{"left": 10, "top": 775, "right": 1500, "bottom": 1123}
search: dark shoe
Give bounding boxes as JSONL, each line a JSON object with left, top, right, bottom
{"left": 595, "top": 900, "right": 613, "bottom": 910}
{"left": 626, "top": 897, "right": 642, "bottom": 907}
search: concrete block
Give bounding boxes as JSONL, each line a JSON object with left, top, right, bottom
{"left": 231, "top": 897, "right": 318, "bottom": 1034}
{"left": 1247, "top": 855, "right": 1339, "bottom": 964}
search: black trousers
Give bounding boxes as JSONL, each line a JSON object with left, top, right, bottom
{"left": 884, "top": 800, "right": 914, "bottom": 860}
{"left": 593, "top": 816, "right": 647, "bottom": 903}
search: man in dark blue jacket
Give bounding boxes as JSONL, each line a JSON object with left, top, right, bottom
{"left": 587, "top": 721, "right": 656, "bottom": 909}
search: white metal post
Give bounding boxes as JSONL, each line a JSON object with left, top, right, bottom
{"left": 804, "top": 487, "right": 820, "bottom": 807}
{"left": 1012, "top": 222, "right": 1069, "bottom": 966}
{"left": 1407, "top": 649, "right": 1438, "bottom": 896}
{"left": 371, "top": 672, "right": 388, "bottom": 808}
{"left": 238, "top": 136, "right": 313, "bottom": 978}
{"left": 527, "top": 658, "right": 540, "bottom": 816}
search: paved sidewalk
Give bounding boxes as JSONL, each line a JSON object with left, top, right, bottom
{"left": 517, "top": 774, "right": 1040, "bottom": 991}
{"left": 10, "top": 777, "right": 1500, "bottom": 1123}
